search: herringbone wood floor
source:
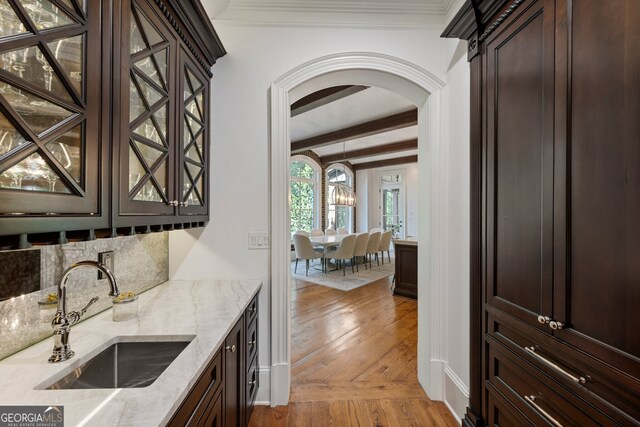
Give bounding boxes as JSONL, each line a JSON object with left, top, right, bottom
{"left": 248, "top": 276, "right": 458, "bottom": 426}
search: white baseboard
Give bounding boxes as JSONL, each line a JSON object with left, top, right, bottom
{"left": 255, "top": 366, "right": 271, "bottom": 405}
{"left": 444, "top": 365, "right": 469, "bottom": 424}
{"left": 270, "top": 362, "right": 290, "bottom": 407}
{"left": 421, "top": 358, "right": 445, "bottom": 400}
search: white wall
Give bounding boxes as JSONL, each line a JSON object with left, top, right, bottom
{"left": 442, "top": 40, "right": 471, "bottom": 420}
{"left": 356, "top": 164, "right": 419, "bottom": 237}
{"left": 168, "top": 22, "right": 469, "bottom": 415}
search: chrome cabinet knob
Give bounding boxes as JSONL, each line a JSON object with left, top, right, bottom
{"left": 225, "top": 344, "right": 236, "bottom": 352}
{"left": 537, "top": 315, "right": 551, "bottom": 325}
{"left": 549, "top": 321, "right": 564, "bottom": 330}
{"left": 168, "top": 200, "right": 179, "bottom": 206}
{"left": 179, "top": 201, "right": 189, "bottom": 207}
{"left": 248, "top": 339, "right": 256, "bottom": 347}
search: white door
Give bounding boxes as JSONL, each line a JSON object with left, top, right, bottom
{"left": 380, "top": 183, "right": 404, "bottom": 238}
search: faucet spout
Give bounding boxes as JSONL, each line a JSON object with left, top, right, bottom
{"left": 49, "top": 260, "right": 120, "bottom": 363}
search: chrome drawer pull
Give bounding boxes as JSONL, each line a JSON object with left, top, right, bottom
{"left": 225, "top": 344, "right": 236, "bottom": 352}
{"left": 524, "top": 395, "right": 563, "bottom": 427}
{"left": 524, "top": 347, "right": 587, "bottom": 384}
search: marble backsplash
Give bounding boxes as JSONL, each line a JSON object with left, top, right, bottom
{"left": 0, "top": 233, "right": 168, "bottom": 360}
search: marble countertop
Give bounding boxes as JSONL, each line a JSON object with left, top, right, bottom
{"left": 393, "top": 236, "right": 418, "bottom": 246}
{"left": 0, "top": 279, "right": 262, "bottom": 426}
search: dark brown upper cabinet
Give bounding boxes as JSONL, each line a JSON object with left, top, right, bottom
{"left": 116, "top": 0, "right": 178, "bottom": 222}
{"left": 0, "top": 0, "right": 224, "bottom": 241}
{"left": 0, "top": 0, "right": 109, "bottom": 236}
{"left": 178, "top": 50, "right": 209, "bottom": 217}
{"left": 114, "top": 0, "right": 216, "bottom": 227}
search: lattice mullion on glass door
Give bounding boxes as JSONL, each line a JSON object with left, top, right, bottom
{"left": 131, "top": 135, "right": 167, "bottom": 163}
{"left": 39, "top": 38, "right": 85, "bottom": 106}
{"left": 13, "top": 0, "right": 79, "bottom": 34}
{"left": 0, "top": 69, "right": 82, "bottom": 117}
{"left": 131, "top": 5, "right": 165, "bottom": 55}
{"left": 193, "top": 88, "right": 205, "bottom": 121}
{"left": 0, "top": 143, "right": 37, "bottom": 174}
{"left": 128, "top": 139, "right": 153, "bottom": 192}
{"left": 132, "top": 66, "right": 166, "bottom": 100}
{"left": 184, "top": 165, "right": 204, "bottom": 205}
{"left": 50, "top": 0, "right": 84, "bottom": 23}
{"left": 133, "top": 52, "right": 167, "bottom": 91}
{"left": 129, "top": 138, "right": 168, "bottom": 200}
{"left": 130, "top": 41, "right": 169, "bottom": 64}
{"left": 185, "top": 109, "right": 203, "bottom": 131}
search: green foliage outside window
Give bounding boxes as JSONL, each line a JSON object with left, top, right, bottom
{"left": 291, "top": 160, "right": 316, "bottom": 236}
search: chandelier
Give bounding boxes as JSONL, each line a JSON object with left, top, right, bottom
{"left": 331, "top": 182, "right": 356, "bottom": 207}
{"left": 330, "top": 142, "right": 356, "bottom": 207}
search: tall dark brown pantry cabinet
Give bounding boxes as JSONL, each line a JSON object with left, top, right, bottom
{"left": 443, "top": 0, "right": 640, "bottom": 425}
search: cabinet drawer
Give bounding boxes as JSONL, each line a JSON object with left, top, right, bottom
{"left": 487, "top": 309, "right": 640, "bottom": 425}
{"left": 489, "top": 343, "right": 617, "bottom": 426}
{"left": 246, "top": 315, "right": 258, "bottom": 367}
{"left": 245, "top": 295, "right": 258, "bottom": 325}
{"left": 487, "top": 384, "right": 535, "bottom": 426}
{"left": 246, "top": 353, "right": 258, "bottom": 422}
{"left": 197, "top": 385, "right": 223, "bottom": 427}
{"left": 169, "top": 349, "right": 223, "bottom": 427}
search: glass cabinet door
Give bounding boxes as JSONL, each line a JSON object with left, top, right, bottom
{"left": 0, "top": 0, "right": 102, "bottom": 217}
{"left": 179, "top": 51, "right": 208, "bottom": 215}
{"left": 120, "top": 0, "right": 174, "bottom": 216}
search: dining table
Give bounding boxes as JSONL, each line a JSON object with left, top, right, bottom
{"left": 309, "top": 234, "right": 348, "bottom": 272}
{"left": 309, "top": 234, "right": 347, "bottom": 248}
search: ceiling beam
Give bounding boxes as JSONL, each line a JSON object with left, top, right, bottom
{"left": 291, "top": 109, "right": 417, "bottom": 153}
{"left": 291, "top": 85, "right": 369, "bottom": 117}
{"left": 320, "top": 138, "right": 418, "bottom": 164}
{"left": 352, "top": 155, "right": 418, "bottom": 171}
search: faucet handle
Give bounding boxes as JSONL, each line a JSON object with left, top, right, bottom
{"left": 68, "top": 296, "right": 99, "bottom": 325}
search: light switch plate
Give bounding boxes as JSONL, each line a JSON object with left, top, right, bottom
{"left": 248, "top": 233, "right": 269, "bottom": 250}
{"left": 98, "top": 251, "right": 114, "bottom": 279}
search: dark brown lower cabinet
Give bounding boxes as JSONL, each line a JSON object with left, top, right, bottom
{"left": 170, "top": 293, "right": 259, "bottom": 427}
{"left": 224, "top": 318, "right": 245, "bottom": 427}
{"left": 393, "top": 242, "right": 417, "bottom": 299}
{"left": 169, "top": 349, "right": 223, "bottom": 426}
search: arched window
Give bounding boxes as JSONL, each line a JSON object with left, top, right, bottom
{"left": 326, "top": 164, "right": 354, "bottom": 232}
{"left": 290, "top": 156, "right": 321, "bottom": 236}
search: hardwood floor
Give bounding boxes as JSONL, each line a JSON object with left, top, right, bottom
{"left": 248, "top": 276, "right": 458, "bottom": 426}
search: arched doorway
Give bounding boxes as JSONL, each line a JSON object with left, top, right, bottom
{"left": 269, "top": 52, "right": 447, "bottom": 405}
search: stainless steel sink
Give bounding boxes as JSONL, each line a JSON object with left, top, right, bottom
{"left": 43, "top": 338, "right": 193, "bottom": 390}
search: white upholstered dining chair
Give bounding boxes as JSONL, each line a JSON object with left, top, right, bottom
{"left": 378, "top": 230, "right": 392, "bottom": 265}
{"left": 292, "top": 233, "right": 323, "bottom": 276}
{"left": 324, "top": 234, "right": 357, "bottom": 276}
{"left": 324, "top": 228, "right": 337, "bottom": 236}
{"left": 365, "top": 231, "right": 381, "bottom": 269}
{"left": 337, "top": 227, "right": 348, "bottom": 235}
{"left": 352, "top": 232, "right": 369, "bottom": 272}
{"left": 310, "top": 228, "right": 324, "bottom": 237}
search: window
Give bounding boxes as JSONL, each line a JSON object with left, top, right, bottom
{"left": 290, "top": 157, "right": 320, "bottom": 236}
{"left": 326, "top": 165, "right": 354, "bottom": 232}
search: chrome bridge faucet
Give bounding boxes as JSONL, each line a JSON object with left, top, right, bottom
{"left": 49, "top": 260, "right": 120, "bottom": 363}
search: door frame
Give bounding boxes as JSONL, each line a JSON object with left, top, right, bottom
{"left": 269, "top": 52, "right": 450, "bottom": 405}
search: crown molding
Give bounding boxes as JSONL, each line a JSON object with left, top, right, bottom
{"left": 212, "top": 0, "right": 458, "bottom": 29}
{"left": 227, "top": 0, "right": 454, "bottom": 15}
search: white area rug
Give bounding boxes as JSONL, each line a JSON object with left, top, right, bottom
{"left": 290, "top": 255, "right": 394, "bottom": 291}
